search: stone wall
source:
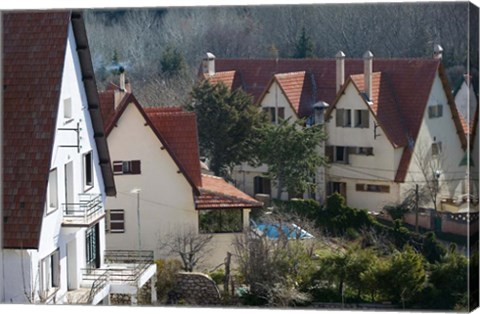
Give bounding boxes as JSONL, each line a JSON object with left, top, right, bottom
{"left": 110, "top": 293, "right": 131, "bottom": 305}
{"left": 110, "top": 282, "right": 152, "bottom": 305}
{"left": 170, "top": 272, "right": 221, "bottom": 305}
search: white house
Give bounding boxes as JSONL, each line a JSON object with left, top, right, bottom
{"left": 99, "top": 84, "right": 262, "bottom": 270}
{"left": 453, "top": 73, "right": 478, "bottom": 125}
{"left": 325, "top": 50, "right": 469, "bottom": 213}
{"left": 2, "top": 11, "right": 155, "bottom": 305}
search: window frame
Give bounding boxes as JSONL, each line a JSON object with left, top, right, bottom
{"left": 63, "top": 97, "right": 73, "bottom": 123}
{"left": 83, "top": 151, "right": 94, "bottom": 192}
{"left": 356, "top": 184, "right": 390, "bottom": 193}
{"left": 428, "top": 104, "right": 443, "bottom": 119}
{"left": 107, "top": 209, "right": 125, "bottom": 233}
{"left": 47, "top": 168, "right": 58, "bottom": 214}
{"left": 113, "top": 160, "right": 141, "bottom": 175}
{"left": 40, "top": 249, "right": 60, "bottom": 300}
{"left": 198, "top": 208, "right": 244, "bottom": 234}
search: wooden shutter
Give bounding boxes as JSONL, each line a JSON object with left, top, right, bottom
{"left": 131, "top": 160, "right": 141, "bottom": 174}
{"left": 109, "top": 210, "right": 125, "bottom": 233}
{"left": 113, "top": 161, "right": 123, "bottom": 174}
{"left": 437, "top": 104, "right": 443, "bottom": 117}
{"left": 336, "top": 109, "right": 344, "bottom": 127}
{"left": 361, "top": 110, "right": 370, "bottom": 128}
{"left": 278, "top": 107, "right": 285, "bottom": 120}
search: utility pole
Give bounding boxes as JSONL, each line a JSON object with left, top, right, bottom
{"left": 415, "top": 184, "right": 419, "bottom": 233}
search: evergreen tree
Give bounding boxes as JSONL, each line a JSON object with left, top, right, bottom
{"left": 257, "top": 118, "right": 326, "bottom": 199}
{"left": 293, "top": 26, "right": 315, "bottom": 59}
{"left": 188, "top": 80, "right": 266, "bottom": 177}
{"left": 160, "top": 45, "right": 186, "bottom": 77}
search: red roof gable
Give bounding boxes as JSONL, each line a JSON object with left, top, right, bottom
{"left": 146, "top": 109, "right": 203, "bottom": 188}
{"left": 3, "top": 12, "right": 71, "bottom": 249}
{"left": 3, "top": 11, "right": 116, "bottom": 248}
{"left": 196, "top": 174, "right": 263, "bottom": 209}
{"left": 271, "top": 71, "right": 315, "bottom": 118}
{"left": 204, "top": 70, "right": 240, "bottom": 90}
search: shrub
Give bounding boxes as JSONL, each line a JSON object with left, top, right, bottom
{"left": 208, "top": 269, "right": 225, "bottom": 285}
{"left": 155, "top": 258, "right": 183, "bottom": 303}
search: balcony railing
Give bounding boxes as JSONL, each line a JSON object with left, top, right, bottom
{"left": 62, "top": 193, "right": 105, "bottom": 226}
{"left": 78, "top": 250, "right": 156, "bottom": 304}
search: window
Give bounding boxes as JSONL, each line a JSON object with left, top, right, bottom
{"left": 40, "top": 249, "right": 60, "bottom": 299}
{"left": 335, "top": 146, "right": 348, "bottom": 163}
{"left": 349, "top": 146, "right": 374, "bottom": 156}
{"left": 428, "top": 104, "right": 443, "bottom": 118}
{"left": 199, "top": 209, "right": 243, "bottom": 233}
{"left": 327, "top": 182, "right": 347, "bottom": 199}
{"left": 63, "top": 98, "right": 72, "bottom": 121}
{"left": 47, "top": 169, "right": 58, "bottom": 213}
{"left": 432, "top": 142, "right": 442, "bottom": 156}
{"left": 84, "top": 151, "right": 93, "bottom": 191}
{"left": 107, "top": 209, "right": 125, "bottom": 233}
{"left": 336, "top": 109, "right": 351, "bottom": 127}
{"left": 354, "top": 110, "right": 369, "bottom": 128}
{"left": 356, "top": 184, "right": 390, "bottom": 193}
{"left": 254, "top": 176, "right": 271, "bottom": 195}
{"left": 263, "top": 107, "right": 285, "bottom": 123}
{"left": 113, "top": 160, "right": 141, "bottom": 175}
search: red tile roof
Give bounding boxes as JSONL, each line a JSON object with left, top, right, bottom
{"left": 3, "top": 12, "right": 117, "bottom": 249}
{"left": 3, "top": 12, "right": 70, "bottom": 249}
{"left": 146, "top": 109, "right": 203, "bottom": 188}
{"left": 207, "top": 57, "right": 467, "bottom": 183}
{"left": 196, "top": 174, "right": 263, "bottom": 209}
{"left": 349, "top": 72, "right": 408, "bottom": 147}
{"left": 204, "top": 71, "right": 240, "bottom": 90}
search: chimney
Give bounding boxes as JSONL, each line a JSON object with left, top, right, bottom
{"left": 202, "top": 52, "right": 216, "bottom": 76}
{"left": 119, "top": 66, "right": 126, "bottom": 91}
{"left": 363, "top": 51, "right": 373, "bottom": 101}
{"left": 433, "top": 44, "right": 443, "bottom": 60}
{"left": 336, "top": 51, "right": 345, "bottom": 93}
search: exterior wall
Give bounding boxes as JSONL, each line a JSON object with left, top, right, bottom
{"left": 260, "top": 81, "right": 298, "bottom": 122}
{"left": 472, "top": 117, "right": 479, "bottom": 202}
{"left": 199, "top": 208, "right": 250, "bottom": 270}
{"left": 326, "top": 83, "right": 401, "bottom": 211}
{"left": 3, "top": 25, "right": 109, "bottom": 304}
{"left": 454, "top": 80, "right": 478, "bottom": 124}
{"left": 105, "top": 103, "right": 198, "bottom": 259}
{"left": 402, "top": 72, "right": 466, "bottom": 210}
{"left": 3, "top": 250, "right": 38, "bottom": 303}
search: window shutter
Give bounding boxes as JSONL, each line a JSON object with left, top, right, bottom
{"left": 113, "top": 161, "right": 123, "bottom": 174}
{"left": 336, "top": 109, "right": 344, "bottom": 127}
{"left": 344, "top": 146, "right": 349, "bottom": 164}
{"left": 361, "top": 110, "right": 370, "bottom": 128}
{"left": 325, "top": 146, "right": 334, "bottom": 162}
{"left": 131, "top": 160, "right": 141, "bottom": 174}
{"left": 438, "top": 104, "right": 443, "bottom": 117}
{"left": 278, "top": 107, "right": 285, "bottom": 120}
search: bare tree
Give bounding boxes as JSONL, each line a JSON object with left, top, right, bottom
{"left": 158, "top": 226, "right": 213, "bottom": 272}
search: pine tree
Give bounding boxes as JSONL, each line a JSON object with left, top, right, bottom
{"left": 293, "top": 26, "right": 315, "bottom": 59}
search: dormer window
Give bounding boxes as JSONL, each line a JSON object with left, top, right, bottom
{"left": 428, "top": 104, "right": 443, "bottom": 119}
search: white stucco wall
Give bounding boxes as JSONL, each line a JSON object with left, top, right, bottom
{"left": 472, "top": 120, "right": 479, "bottom": 201}
{"left": 455, "top": 80, "right": 478, "bottom": 124}
{"left": 105, "top": 102, "right": 198, "bottom": 259}
{"left": 325, "top": 82, "right": 401, "bottom": 211}
{"left": 261, "top": 81, "right": 298, "bottom": 122}
{"left": 402, "top": 72, "right": 466, "bottom": 209}
{"left": 3, "top": 24, "right": 108, "bottom": 304}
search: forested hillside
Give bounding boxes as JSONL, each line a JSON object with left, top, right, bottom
{"left": 84, "top": 2, "right": 478, "bottom": 106}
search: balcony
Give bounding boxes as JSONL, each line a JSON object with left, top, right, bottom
{"left": 78, "top": 250, "right": 157, "bottom": 305}
{"left": 62, "top": 193, "right": 105, "bottom": 227}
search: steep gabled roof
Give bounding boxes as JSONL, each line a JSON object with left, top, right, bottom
{"left": 204, "top": 70, "right": 241, "bottom": 90}
{"left": 196, "top": 174, "right": 263, "bottom": 209}
{"left": 3, "top": 11, "right": 116, "bottom": 249}
{"left": 99, "top": 93, "right": 201, "bottom": 193}
{"left": 257, "top": 71, "right": 315, "bottom": 118}
{"left": 145, "top": 109, "right": 203, "bottom": 188}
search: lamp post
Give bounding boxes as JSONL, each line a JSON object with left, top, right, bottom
{"left": 131, "top": 188, "right": 142, "bottom": 251}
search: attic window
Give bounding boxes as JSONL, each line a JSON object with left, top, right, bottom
{"left": 84, "top": 151, "right": 94, "bottom": 191}
{"left": 64, "top": 98, "right": 73, "bottom": 122}
{"left": 47, "top": 169, "right": 58, "bottom": 213}
{"left": 113, "top": 160, "right": 141, "bottom": 175}
{"left": 432, "top": 141, "right": 442, "bottom": 156}
{"left": 263, "top": 107, "right": 285, "bottom": 124}
{"left": 336, "top": 109, "right": 351, "bottom": 127}
{"left": 428, "top": 104, "right": 443, "bottom": 119}
{"left": 354, "top": 110, "right": 369, "bottom": 128}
